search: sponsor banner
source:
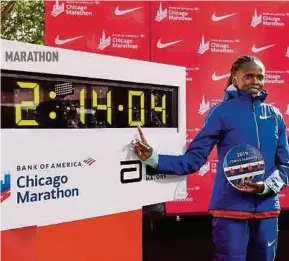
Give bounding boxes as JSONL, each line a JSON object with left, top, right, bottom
{"left": 191, "top": 1, "right": 289, "bottom": 37}
{"left": 91, "top": 1, "right": 150, "bottom": 60}
{"left": 196, "top": 34, "right": 242, "bottom": 56}
{"left": 91, "top": 28, "right": 149, "bottom": 60}
{"left": 150, "top": 27, "right": 198, "bottom": 67}
{"left": 1, "top": 129, "right": 185, "bottom": 230}
{"left": 45, "top": 1, "right": 102, "bottom": 52}
{"left": 265, "top": 70, "right": 289, "bottom": 86}
{"left": 152, "top": 1, "right": 200, "bottom": 24}
{"left": 236, "top": 3, "right": 289, "bottom": 63}
{"left": 248, "top": 4, "right": 289, "bottom": 31}
{"left": 44, "top": 0, "right": 289, "bottom": 214}
{"left": 244, "top": 40, "right": 289, "bottom": 65}
{"left": 151, "top": 24, "right": 244, "bottom": 66}
{"left": 45, "top": 0, "right": 150, "bottom": 60}
{"left": 150, "top": 2, "right": 201, "bottom": 66}
{"left": 48, "top": 0, "right": 100, "bottom": 18}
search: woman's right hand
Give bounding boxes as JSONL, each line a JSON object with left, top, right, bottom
{"left": 132, "top": 126, "right": 153, "bottom": 161}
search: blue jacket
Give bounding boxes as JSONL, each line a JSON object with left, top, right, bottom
{"left": 156, "top": 86, "right": 289, "bottom": 215}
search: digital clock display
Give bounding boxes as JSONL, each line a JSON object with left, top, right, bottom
{"left": 1, "top": 71, "right": 178, "bottom": 128}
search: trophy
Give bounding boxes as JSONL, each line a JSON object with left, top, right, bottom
{"left": 223, "top": 144, "right": 265, "bottom": 189}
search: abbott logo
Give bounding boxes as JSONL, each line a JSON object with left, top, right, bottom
{"left": 97, "top": 30, "right": 111, "bottom": 50}
{"left": 155, "top": 3, "right": 168, "bottom": 22}
{"left": 251, "top": 9, "right": 262, "bottom": 27}
{"left": 120, "top": 160, "right": 142, "bottom": 184}
{"left": 198, "top": 95, "right": 210, "bottom": 115}
{"left": 1, "top": 174, "right": 11, "bottom": 203}
{"left": 51, "top": 0, "right": 65, "bottom": 17}
{"left": 198, "top": 35, "right": 210, "bottom": 54}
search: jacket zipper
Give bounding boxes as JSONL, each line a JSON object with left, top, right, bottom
{"left": 252, "top": 103, "right": 261, "bottom": 211}
{"left": 252, "top": 104, "right": 261, "bottom": 150}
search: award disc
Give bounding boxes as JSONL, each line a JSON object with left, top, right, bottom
{"left": 223, "top": 144, "right": 265, "bottom": 189}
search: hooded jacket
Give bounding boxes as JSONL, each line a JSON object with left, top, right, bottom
{"left": 153, "top": 86, "right": 289, "bottom": 218}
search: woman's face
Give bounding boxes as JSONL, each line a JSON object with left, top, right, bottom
{"left": 233, "top": 61, "right": 265, "bottom": 96}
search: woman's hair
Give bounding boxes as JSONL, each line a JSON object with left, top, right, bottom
{"left": 226, "top": 55, "right": 264, "bottom": 88}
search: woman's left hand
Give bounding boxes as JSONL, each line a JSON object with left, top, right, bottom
{"left": 236, "top": 181, "right": 265, "bottom": 194}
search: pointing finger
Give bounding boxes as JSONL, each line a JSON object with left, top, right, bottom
{"left": 137, "top": 126, "right": 147, "bottom": 143}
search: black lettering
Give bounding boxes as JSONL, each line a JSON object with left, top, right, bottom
{"left": 120, "top": 160, "right": 142, "bottom": 184}
{"left": 17, "top": 191, "right": 29, "bottom": 203}
{"left": 17, "top": 176, "right": 25, "bottom": 188}
{"left": 43, "top": 192, "right": 51, "bottom": 200}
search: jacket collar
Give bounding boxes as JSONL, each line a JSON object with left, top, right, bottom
{"left": 224, "top": 84, "right": 268, "bottom": 103}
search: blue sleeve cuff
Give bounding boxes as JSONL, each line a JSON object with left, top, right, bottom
{"left": 143, "top": 149, "right": 159, "bottom": 169}
{"left": 264, "top": 169, "right": 287, "bottom": 194}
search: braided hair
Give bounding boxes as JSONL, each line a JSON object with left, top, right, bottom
{"left": 226, "top": 55, "right": 264, "bottom": 88}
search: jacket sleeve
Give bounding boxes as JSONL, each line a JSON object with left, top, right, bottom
{"left": 264, "top": 115, "right": 289, "bottom": 193}
{"left": 156, "top": 105, "right": 222, "bottom": 175}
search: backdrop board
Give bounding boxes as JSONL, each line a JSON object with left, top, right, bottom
{"left": 1, "top": 39, "right": 187, "bottom": 231}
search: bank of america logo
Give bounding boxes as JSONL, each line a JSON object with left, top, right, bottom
{"left": 51, "top": 0, "right": 65, "bottom": 17}
{"left": 251, "top": 9, "right": 262, "bottom": 27}
{"left": 155, "top": 3, "right": 168, "bottom": 22}
{"left": 83, "top": 158, "right": 96, "bottom": 166}
{"left": 97, "top": 30, "right": 111, "bottom": 50}
{"left": 198, "top": 95, "right": 210, "bottom": 115}
{"left": 1, "top": 174, "right": 11, "bottom": 203}
{"left": 198, "top": 35, "right": 210, "bottom": 54}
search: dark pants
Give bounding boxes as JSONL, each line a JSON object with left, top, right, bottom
{"left": 213, "top": 217, "right": 278, "bottom": 261}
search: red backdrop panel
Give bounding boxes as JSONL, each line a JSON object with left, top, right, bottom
{"left": 43, "top": 0, "right": 289, "bottom": 215}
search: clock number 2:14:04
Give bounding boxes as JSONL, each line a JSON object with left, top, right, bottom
{"left": 15, "top": 82, "right": 166, "bottom": 127}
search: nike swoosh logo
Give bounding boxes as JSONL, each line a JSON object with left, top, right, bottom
{"left": 252, "top": 44, "right": 276, "bottom": 53}
{"left": 115, "top": 6, "right": 142, "bottom": 16}
{"left": 55, "top": 35, "right": 84, "bottom": 45}
{"left": 211, "top": 12, "right": 237, "bottom": 22}
{"left": 212, "top": 72, "right": 231, "bottom": 81}
{"left": 260, "top": 115, "right": 273, "bottom": 120}
{"left": 268, "top": 238, "right": 277, "bottom": 247}
{"left": 157, "top": 39, "right": 183, "bottom": 49}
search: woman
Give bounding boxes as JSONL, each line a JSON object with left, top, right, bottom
{"left": 132, "top": 56, "right": 289, "bottom": 261}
